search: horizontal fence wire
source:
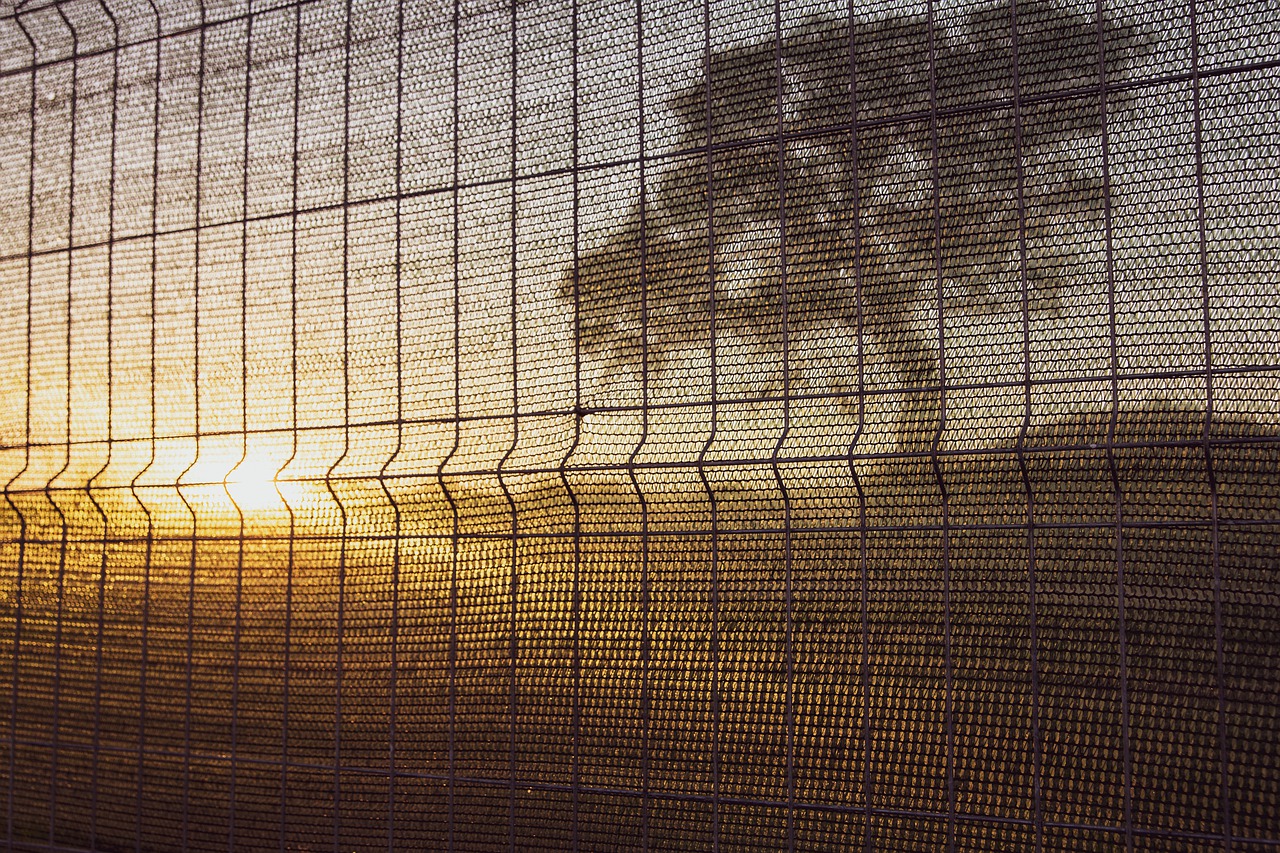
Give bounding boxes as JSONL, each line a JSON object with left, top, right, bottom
{"left": 2, "top": 53, "right": 1280, "bottom": 267}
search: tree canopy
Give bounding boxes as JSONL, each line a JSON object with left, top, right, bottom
{"left": 566, "top": 1, "right": 1152, "bottom": 448}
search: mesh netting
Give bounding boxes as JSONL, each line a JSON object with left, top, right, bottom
{"left": 0, "top": 0, "right": 1277, "bottom": 849}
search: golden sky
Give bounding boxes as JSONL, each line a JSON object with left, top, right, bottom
{"left": 0, "top": 0, "right": 1277, "bottom": 507}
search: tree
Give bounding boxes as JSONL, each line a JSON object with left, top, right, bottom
{"left": 566, "top": 1, "right": 1152, "bottom": 449}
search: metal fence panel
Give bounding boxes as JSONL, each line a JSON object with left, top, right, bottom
{"left": 1, "top": 0, "right": 1278, "bottom": 849}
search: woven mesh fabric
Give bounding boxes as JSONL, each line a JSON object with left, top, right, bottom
{"left": 0, "top": 0, "right": 1277, "bottom": 849}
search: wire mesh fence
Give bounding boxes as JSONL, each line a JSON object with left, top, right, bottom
{"left": 0, "top": 0, "right": 1277, "bottom": 849}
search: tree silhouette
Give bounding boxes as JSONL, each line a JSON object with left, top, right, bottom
{"left": 566, "top": 0, "right": 1152, "bottom": 449}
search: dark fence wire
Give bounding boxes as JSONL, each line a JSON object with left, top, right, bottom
{"left": 1, "top": 0, "right": 1278, "bottom": 850}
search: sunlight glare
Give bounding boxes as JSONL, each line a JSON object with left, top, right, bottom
{"left": 225, "top": 461, "right": 286, "bottom": 514}
{"left": 176, "top": 437, "right": 291, "bottom": 517}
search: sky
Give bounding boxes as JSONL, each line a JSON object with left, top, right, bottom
{"left": 0, "top": 0, "right": 1276, "bottom": 501}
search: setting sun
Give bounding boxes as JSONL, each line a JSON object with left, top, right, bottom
{"left": 224, "top": 460, "right": 286, "bottom": 514}
{"left": 173, "top": 438, "right": 290, "bottom": 517}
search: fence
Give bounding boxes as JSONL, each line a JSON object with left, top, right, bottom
{"left": 0, "top": 0, "right": 1278, "bottom": 848}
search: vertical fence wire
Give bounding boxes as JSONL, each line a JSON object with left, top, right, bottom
{"left": 49, "top": 5, "right": 77, "bottom": 841}
{"left": 132, "top": 2, "right": 162, "bottom": 848}
{"left": 85, "top": 0, "right": 119, "bottom": 841}
{"left": 632, "top": 0, "right": 652, "bottom": 844}
{"left": 386, "top": 0, "right": 406, "bottom": 846}
{"left": 181, "top": 4, "right": 205, "bottom": 844}
{"left": 500, "top": 1, "right": 518, "bottom": 846}
{"left": 226, "top": 7, "right": 250, "bottom": 846}
{"left": 329, "top": 0, "right": 353, "bottom": 841}
{"left": 769, "top": 2, "right": 795, "bottom": 849}
{"left": 1186, "top": 1, "right": 1232, "bottom": 847}
{"left": 695, "top": 0, "right": 720, "bottom": 846}
{"left": 4, "top": 13, "right": 37, "bottom": 851}
{"left": 925, "top": 1, "right": 956, "bottom": 849}
{"left": 841, "top": 2, "right": 873, "bottom": 847}
{"left": 280, "top": 1, "right": 303, "bottom": 847}
{"left": 443, "top": 0, "right": 461, "bottom": 844}
{"left": 1006, "top": 3, "right": 1043, "bottom": 850}
{"left": 1092, "top": 4, "right": 1134, "bottom": 849}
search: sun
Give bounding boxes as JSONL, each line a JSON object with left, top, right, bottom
{"left": 224, "top": 460, "right": 286, "bottom": 514}
{"left": 176, "top": 437, "right": 290, "bottom": 517}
